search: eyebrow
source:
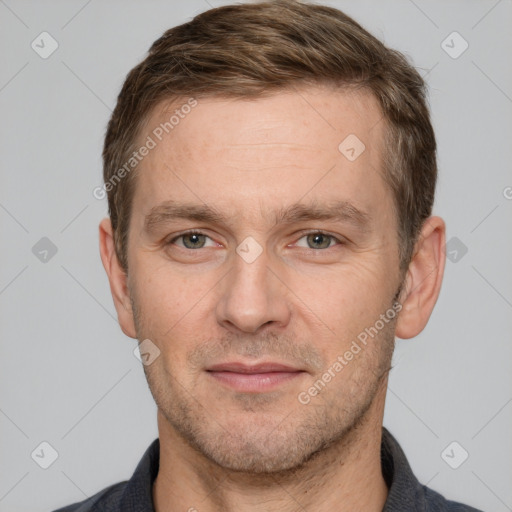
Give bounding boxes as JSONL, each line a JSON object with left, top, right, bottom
{"left": 144, "top": 198, "right": 372, "bottom": 233}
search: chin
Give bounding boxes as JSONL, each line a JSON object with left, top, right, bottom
{"left": 199, "top": 435, "right": 320, "bottom": 474}
{"left": 172, "top": 407, "right": 347, "bottom": 475}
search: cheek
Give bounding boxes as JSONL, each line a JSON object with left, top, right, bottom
{"left": 130, "top": 257, "right": 216, "bottom": 343}
{"left": 293, "top": 260, "right": 394, "bottom": 348}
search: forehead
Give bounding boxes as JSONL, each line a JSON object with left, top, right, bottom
{"left": 146, "top": 85, "right": 383, "bottom": 156}
{"left": 132, "top": 85, "right": 390, "bottom": 228}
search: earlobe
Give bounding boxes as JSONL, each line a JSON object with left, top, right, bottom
{"left": 99, "top": 218, "right": 137, "bottom": 339}
{"left": 395, "top": 216, "right": 446, "bottom": 340}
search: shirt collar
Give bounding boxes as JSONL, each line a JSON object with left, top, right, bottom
{"left": 119, "top": 437, "right": 160, "bottom": 510}
{"left": 381, "top": 427, "right": 425, "bottom": 511}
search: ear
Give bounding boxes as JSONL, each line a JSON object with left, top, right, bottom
{"left": 99, "top": 218, "right": 137, "bottom": 339}
{"left": 395, "top": 216, "right": 446, "bottom": 339}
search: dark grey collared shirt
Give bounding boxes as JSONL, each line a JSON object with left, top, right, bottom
{"left": 52, "top": 428, "right": 483, "bottom": 511}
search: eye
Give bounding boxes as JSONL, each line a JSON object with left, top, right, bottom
{"left": 169, "top": 231, "right": 216, "bottom": 249}
{"left": 295, "top": 231, "right": 342, "bottom": 250}
{"left": 167, "top": 230, "right": 343, "bottom": 251}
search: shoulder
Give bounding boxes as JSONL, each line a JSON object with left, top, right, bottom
{"left": 422, "top": 485, "right": 484, "bottom": 512}
{"left": 51, "top": 437, "right": 159, "bottom": 512}
{"left": 51, "top": 481, "right": 127, "bottom": 512}
{"left": 381, "top": 428, "right": 485, "bottom": 512}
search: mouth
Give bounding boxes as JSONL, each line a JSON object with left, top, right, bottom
{"left": 206, "top": 361, "right": 306, "bottom": 393}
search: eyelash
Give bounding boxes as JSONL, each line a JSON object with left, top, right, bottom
{"left": 167, "top": 229, "right": 344, "bottom": 250}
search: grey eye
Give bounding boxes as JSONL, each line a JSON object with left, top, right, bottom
{"left": 299, "top": 233, "right": 335, "bottom": 249}
{"left": 181, "top": 233, "right": 207, "bottom": 249}
{"left": 308, "top": 233, "right": 331, "bottom": 249}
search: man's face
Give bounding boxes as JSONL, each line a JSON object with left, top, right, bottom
{"left": 126, "top": 86, "right": 403, "bottom": 473}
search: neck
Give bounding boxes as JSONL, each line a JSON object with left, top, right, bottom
{"left": 153, "top": 385, "right": 389, "bottom": 512}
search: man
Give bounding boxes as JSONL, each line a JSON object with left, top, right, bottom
{"left": 53, "top": 1, "right": 483, "bottom": 510}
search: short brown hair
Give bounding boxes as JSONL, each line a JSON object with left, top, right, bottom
{"left": 103, "top": 0, "right": 436, "bottom": 273}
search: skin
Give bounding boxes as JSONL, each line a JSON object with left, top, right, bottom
{"left": 100, "top": 85, "right": 446, "bottom": 512}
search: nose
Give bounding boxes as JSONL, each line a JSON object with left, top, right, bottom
{"left": 215, "top": 241, "right": 292, "bottom": 334}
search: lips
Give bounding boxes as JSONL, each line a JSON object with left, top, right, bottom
{"left": 206, "top": 361, "right": 305, "bottom": 392}
{"left": 206, "top": 362, "right": 302, "bottom": 373}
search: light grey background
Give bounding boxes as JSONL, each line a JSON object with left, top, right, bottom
{"left": 1, "top": 1, "right": 511, "bottom": 511}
